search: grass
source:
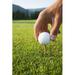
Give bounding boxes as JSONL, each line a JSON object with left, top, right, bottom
{"left": 13, "top": 20, "right": 62, "bottom": 75}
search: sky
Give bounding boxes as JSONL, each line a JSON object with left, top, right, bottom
{"left": 13, "top": 0, "right": 55, "bottom": 9}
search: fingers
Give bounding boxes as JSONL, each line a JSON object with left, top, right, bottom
{"left": 34, "top": 1, "right": 62, "bottom": 41}
{"left": 50, "top": 11, "right": 61, "bottom": 40}
{"left": 34, "top": 9, "right": 48, "bottom": 41}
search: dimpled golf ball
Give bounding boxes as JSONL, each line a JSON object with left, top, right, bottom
{"left": 38, "top": 32, "right": 50, "bottom": 45}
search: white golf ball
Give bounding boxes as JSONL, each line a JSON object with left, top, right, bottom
{"left": 38, "top": 32, "right": 50, "bottom": 45}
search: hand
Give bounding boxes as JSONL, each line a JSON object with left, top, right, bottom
{"left": 34, "top": 0, "right": 62, "bottom": 41}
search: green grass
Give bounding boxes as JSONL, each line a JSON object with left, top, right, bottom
{"left": 13, "top": 20, "right": 62, "bottom": 75}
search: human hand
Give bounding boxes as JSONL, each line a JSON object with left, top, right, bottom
{"left": 34, "top": 0, "right": 62, "bottom": 41}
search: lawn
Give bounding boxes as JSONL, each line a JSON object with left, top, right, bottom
{"left": 13, "top": 20, "right": 62, "bottom": 75}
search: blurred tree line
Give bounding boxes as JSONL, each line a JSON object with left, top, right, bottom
{"left": 13, "top": 10, "right": 41, "bottom": 20}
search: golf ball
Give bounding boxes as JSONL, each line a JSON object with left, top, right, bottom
{"left": 38, "top": 32, "right": 50, "bottom": 45}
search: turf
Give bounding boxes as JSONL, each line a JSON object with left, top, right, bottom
{"left": 13, "top": 20, "right": 62, "bottom": 75}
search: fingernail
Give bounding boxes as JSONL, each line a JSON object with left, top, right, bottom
{"left": 50, "top": 35, "right": 56, "bottom": 41}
